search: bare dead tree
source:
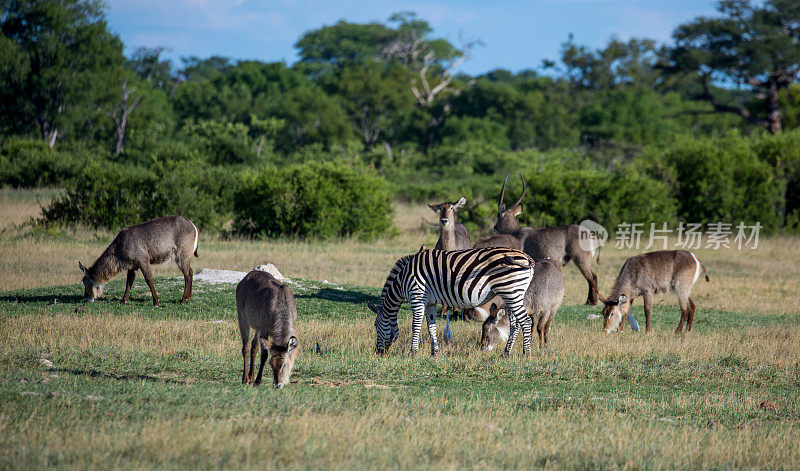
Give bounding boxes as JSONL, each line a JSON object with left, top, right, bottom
{"left": 382, "top": 32, "right": 483, "bottom": 106}
{"left": 107, "top": 78, "right": 142, "bottom": 156}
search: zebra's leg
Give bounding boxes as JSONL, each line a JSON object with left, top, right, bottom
{"left": 425, "top": 304, "right": 439, "bottom": 356}
{"left": 521, "top": 314, "right": 533, "bottom": 356}
{"left": 504, "top": 313, "right": 521, "bottom": 356}
{"left": 409, "top": 301, "right": 426, "bottom": 355}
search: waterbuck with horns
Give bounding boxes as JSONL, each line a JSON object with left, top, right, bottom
{"left": 494, "top": 175, "right": 603, "bottom": 305}
{"left": 601, "top": 250, "right": 709, "bottom": 334}
{"left": 79, "top": 215, "right": 199, "bottom": 306}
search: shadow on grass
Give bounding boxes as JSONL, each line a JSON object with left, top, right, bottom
{"left": 54, "top": 367, "right": 192, "bottom": 385}
{"left": 295, "top": 288, "right": 378, "bottom": 305}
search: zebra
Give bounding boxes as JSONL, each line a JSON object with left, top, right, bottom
{"left": 367, "top": 247, "right": 536, "bottom": 356}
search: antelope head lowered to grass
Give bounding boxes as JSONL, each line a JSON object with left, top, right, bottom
{"left": 79, "top": 215, "right": 199, "bottom": 306}
{"left": 493, "top": 175, "right": 604, "bottom": 305}
{"left": 601, "top": 250, "right": 709, "bottom": 334}
{"left": 237, "top": 270, "right": 299, "bottom": 388}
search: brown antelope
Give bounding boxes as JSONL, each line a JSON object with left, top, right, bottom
{"left": 473, "top": 234, "right": 522, "bottom": 250}
{"left": 477, "top": 259, "right": 565, "bottom": 350}
{"left": 494, "top": 175, "right": 603, "bottom": 305}
{"left": 79, "top": 215, "right": 199, "bottom": 306}
{"left": 601, "top": 250, "right": 709, "bottom": 334}
{"left": 237, "top": 270, "right": 299, "bottom": 388}
{"left": 428, "top": 196, "right": 472, "bottom": 337}
{"left": 428, "top": 196, "right": 472, "bottom": 250}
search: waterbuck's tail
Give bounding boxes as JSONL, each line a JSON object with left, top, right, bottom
{"left": 701, "top": 260, "right": 709, "bottom": 282}
{"left": 596, "top": 244, "right": 601, "bottom": 265}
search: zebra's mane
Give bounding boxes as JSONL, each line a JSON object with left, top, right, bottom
{"left": 375, "top": 254, "right": 414, "bottom": 312}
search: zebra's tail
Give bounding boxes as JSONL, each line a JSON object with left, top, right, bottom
{"left": 502, "top": 254, "right": 533, "bottom": 268}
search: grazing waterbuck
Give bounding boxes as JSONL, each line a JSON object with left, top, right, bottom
{"left": 494, "top": 175, "right": 603, "bottom": 305}
{"left": 478, "top": 259, "right": 565, "bottom": 350}
{"left": 79, "top": 215, "right": 199, "bottom": 306}
{"left": 601, "top": 250, "right": 709, "bottom": 334}
{"left": 237, "top": 270, "right": 299, "bottom": 388}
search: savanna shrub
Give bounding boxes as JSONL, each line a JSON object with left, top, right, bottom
{"left": 43, "top": 159, "right": 236, "bottom": 231}
{"left": 517, "top": 166, "right": 678, "bottom": 230}
{"left": 233, "top": 161, "right": 393, "bottom": 239}
{"left": 654, "top": 134, "right": 782, "bottom": 231}
{"left": 0, "top": 138, "right": 98, "bottom": 188}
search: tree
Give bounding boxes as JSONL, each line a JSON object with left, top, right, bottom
{"left": 667, "top": 0, "right": 800, "bottom": 134}
{"left": 106, "top": 76, "right": 141, "bottom": 156}
{"left": 0, "top": 0, "right": 123, "bottom": 146}
{"left": 321, "top": 63, "right": 414, "bottom": 150}
{"left": 127, "top": 46, "right": 173, "bottom": 89}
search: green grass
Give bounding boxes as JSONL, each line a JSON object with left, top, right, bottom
{"left": 1, "top": 278, "right": 799, "bottom": 469}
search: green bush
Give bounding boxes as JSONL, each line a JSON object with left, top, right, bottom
{"left": 233, "top": 161, "right": 393, "bottom": 239}
{"left": 42, "top": 158, "right": 236, "bottom": 231}
{"left": 649, "top": 134, "right": 783, "bottom": 232}
{"left": 0, "top": 138, "right": 98, "bottom": 188}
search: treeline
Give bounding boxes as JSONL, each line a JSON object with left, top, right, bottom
{"left": 1, "top": 0, "right": 799, "bottom": 237}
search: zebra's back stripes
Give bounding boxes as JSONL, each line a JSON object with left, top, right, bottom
{"left": 369, "top": 247, "right": 535, "bottom": 355}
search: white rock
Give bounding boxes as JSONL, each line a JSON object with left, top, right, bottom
{"left": 253, "top": 264, "right": 286, "bottom": 280}
{"left": 39, "top": 358, "right": 54, "bottom": 368}
{"left": 587, "top": 314, "right": 602, "bottom": 320}
{"left": 192, "top": 268, "right": 248, "bottom": 285}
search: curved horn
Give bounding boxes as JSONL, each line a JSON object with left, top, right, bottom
{"left": 498, "top": 175, "right": 509, "bottom": 208}
{"left": 511, "top": 174, "right": 526, "bottom": 209}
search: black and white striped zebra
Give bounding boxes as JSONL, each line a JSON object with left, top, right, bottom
{"left": 368, "top": 247, "right": 536, "bottom": 356}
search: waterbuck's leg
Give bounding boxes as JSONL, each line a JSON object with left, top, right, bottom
{"left": 575, "top": 258, "right": 600, "bottom": 305}
{"left": 239, "top": 324, "right": 250, "bottom": 384}
{"left": 248, "top": 330, "right": 259, "bottom": 382}
{"left": 675, "top": 298, "right": 690, "bottom": 335}
{"left": 179, "top": 260, "right": 193, "bottom": 303}
{"left": 686, "top": 298, "right": 697, "bottom": 333}
{"left": 254, "top": 337, "right": 268, "bottom": 386}
{"left": 425, "top": 304, "right": 439, "bottom": 356}
{"left": 140, "top": 264, "right": 159, "bottom": 306}
{"left": 536, "top": 312, "right": 546, "bottom": 349}
{"left": 643, "top": 292, "right": 653, "bottom": 334}
{"left": 409, "top": 301, "right": 425, "bottom": 355}
{"left": 544, "top": 311, "right": 555, "bottom": 347}
{"left": 121, "top": 269, "right": 136, "bottom": 304}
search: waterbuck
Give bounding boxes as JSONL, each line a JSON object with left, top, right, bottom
{"left": 601, "top": 250, "right": 709, "bottom": 334}
{"left": 477, "top": 259, "right": 565, "bottom": 350}
{"left": 237, "top": 270, "right": 299, "bottom": 388}
{"left": 79, "top": 215, "right": 199, "bottom": 306}
{"left": 494, "top": 175, "right": 603, "bottom": 305}
{"left": 473, "top": 234, "right": 522, "bottom": 250}
{"left": 428, "top": 196, "right": 472, "bottom": 340}
{"left": 428, "top": 196, "right": 472, "bottom": 250}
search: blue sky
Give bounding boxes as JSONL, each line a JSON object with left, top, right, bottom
{"left": 106, "top": 0, "right": 720, "bottom": 75}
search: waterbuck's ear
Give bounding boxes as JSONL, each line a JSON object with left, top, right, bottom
{"left": 489, "top": 303, "right": 498, "bottom": 315}
{"left": 427, "top": 203, "right": 441, "bottom": 213}
{"left": 367, "top": 302, "right": 379, "bottom": 314}
{"left": 287, "top": 336, "right": 298, "bottom": 352}
{"left": 259, "top": 336, "right": 272, "bottom": 350}
{"left": 454, "top": 196, "right": 467, "bottom": 209}
{"left": 513, "top": 204, "right": 523, "bottom": 217}
{"left": 618, "top": 294, "right": 627, "bottom": 305}
{"left": 78, "top": 261, "right": 88, "bottom": 274}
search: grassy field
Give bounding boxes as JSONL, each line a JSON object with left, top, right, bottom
{"left": 1, "top": 189, "right": 799, "bottom": 469}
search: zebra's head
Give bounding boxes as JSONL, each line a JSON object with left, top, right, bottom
{"left": 368, "top": 301, "right": 398, "bottom": 354}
